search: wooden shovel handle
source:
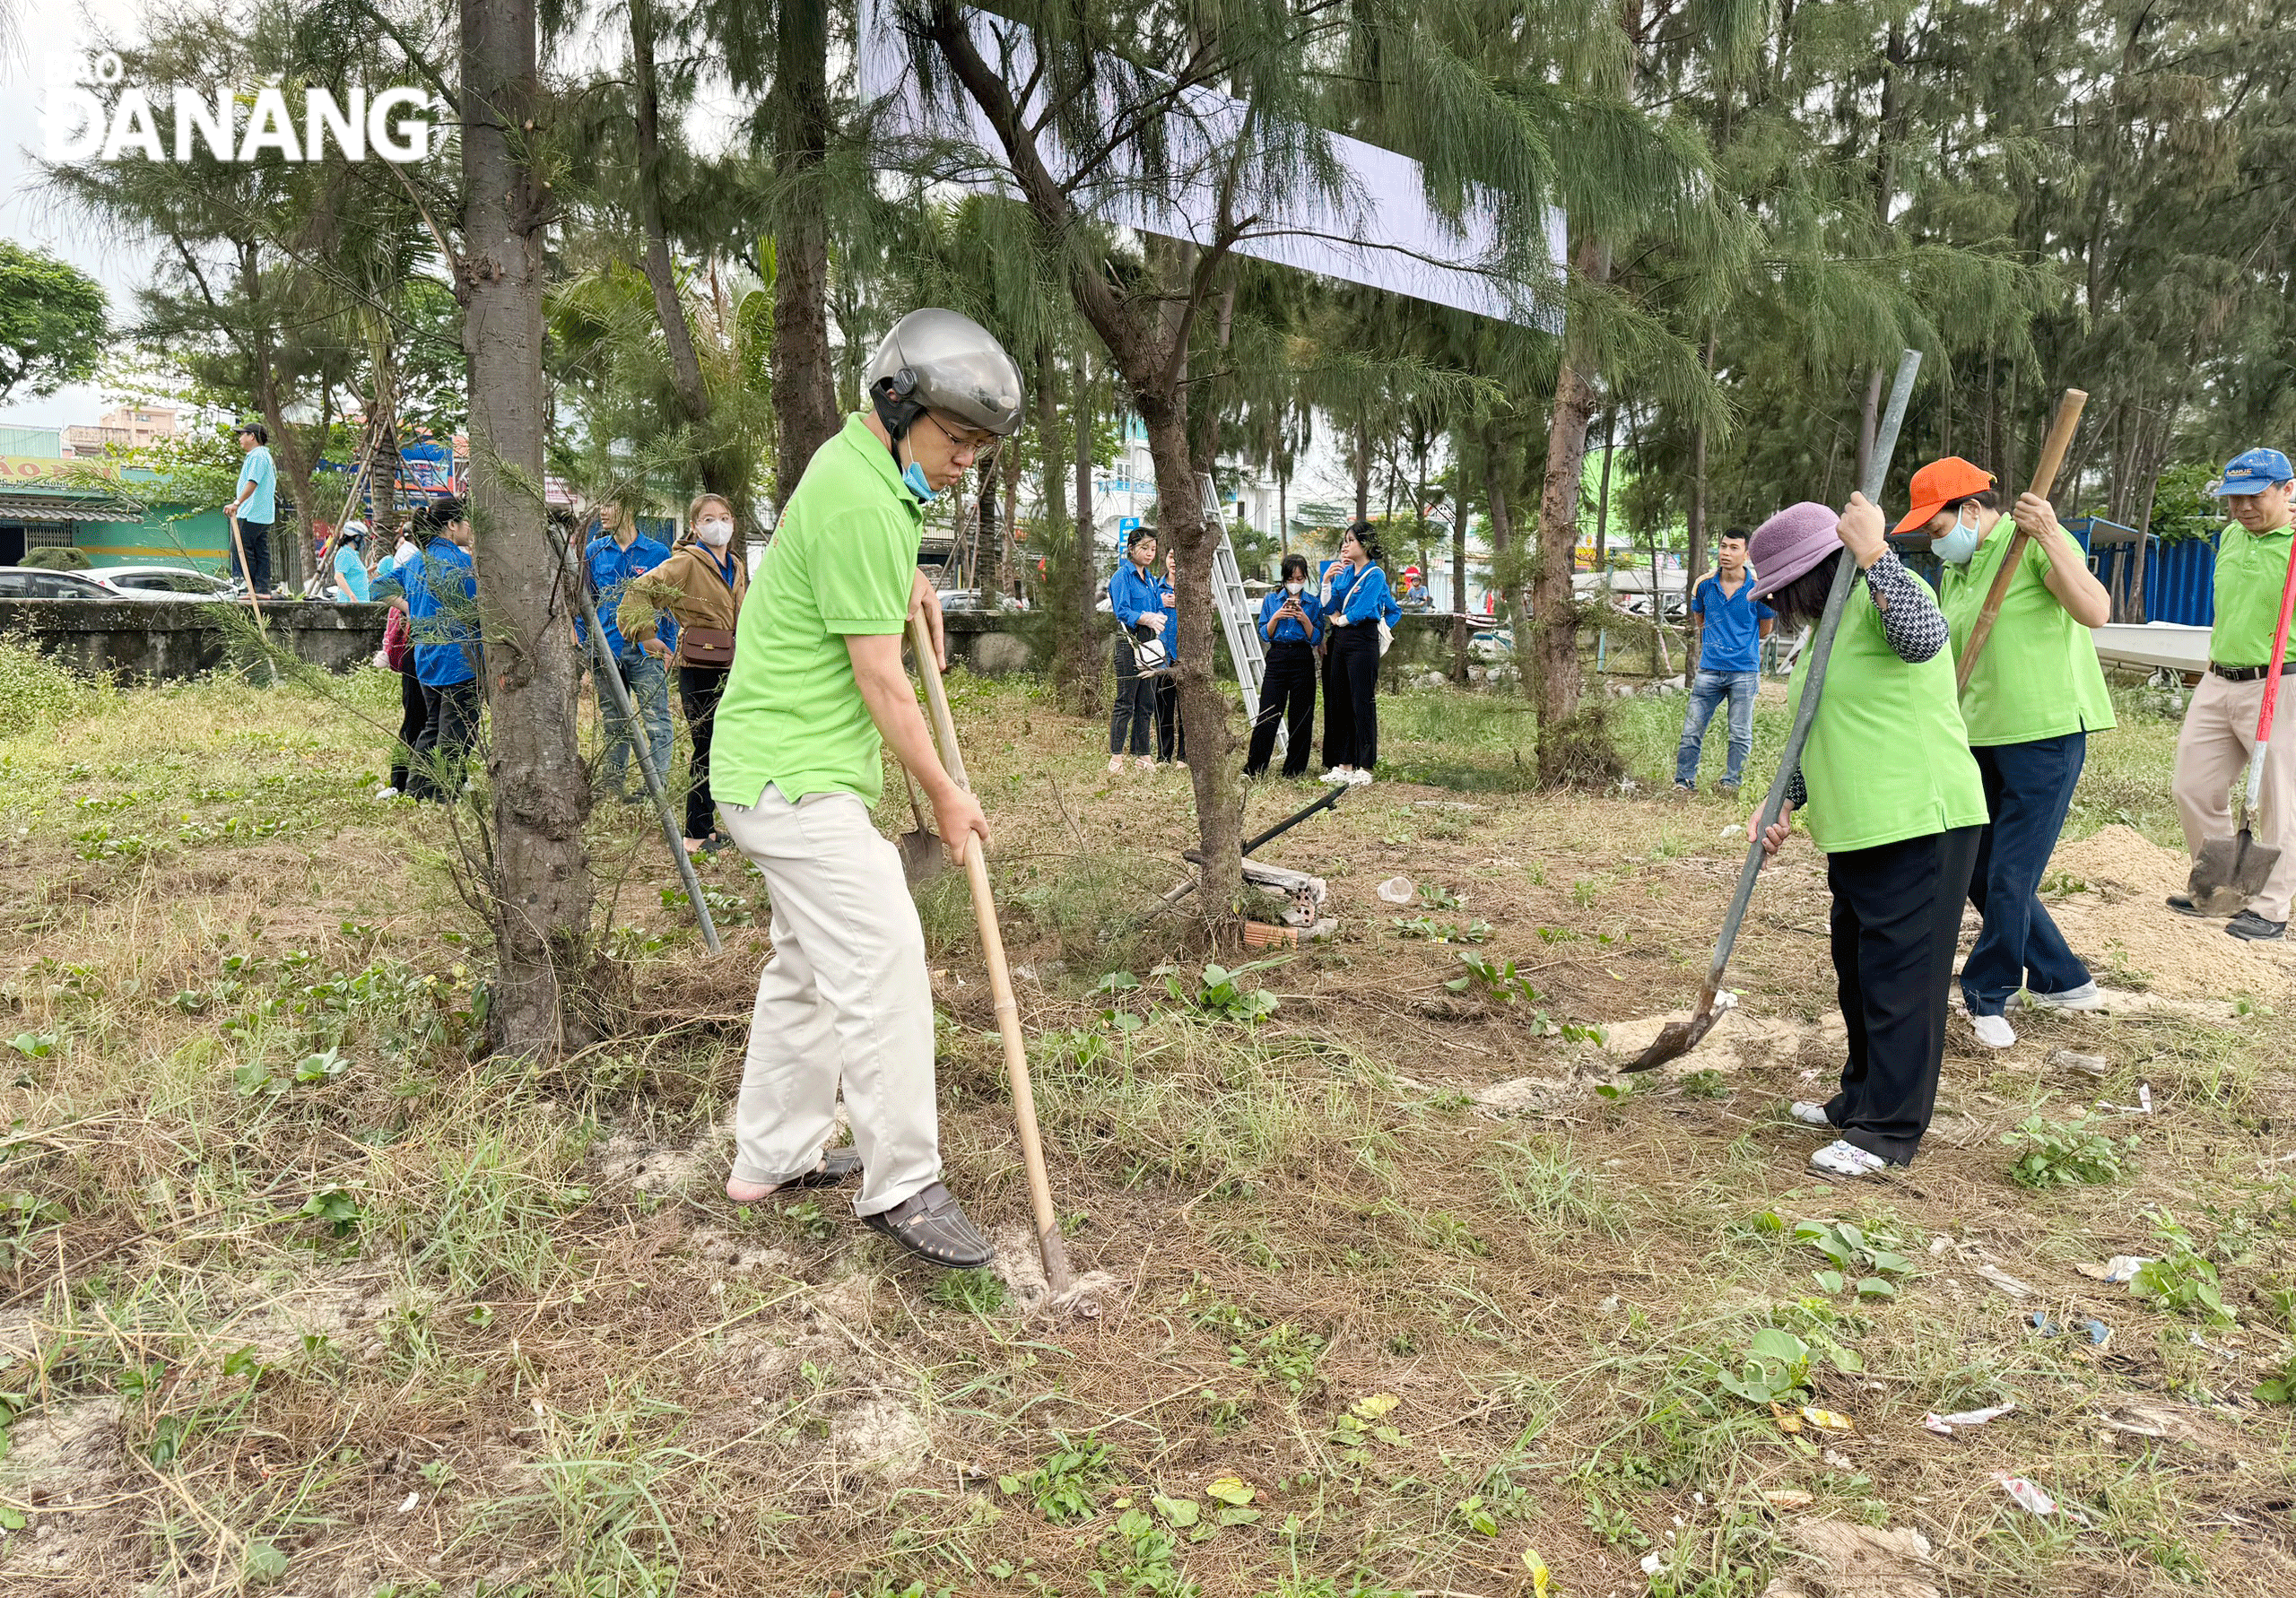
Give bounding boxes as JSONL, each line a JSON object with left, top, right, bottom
{"left": 906, "top": 612, "right": 1073, "bottom": 1296}
{"left": 1957, "top": 389, "right": 2087, "bottom": 696}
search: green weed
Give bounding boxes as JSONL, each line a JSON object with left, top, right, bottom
{"left": 2004, "top": 1113, "right": 2135, "bottom": 1189}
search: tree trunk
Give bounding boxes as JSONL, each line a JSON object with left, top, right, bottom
{"left": 1853, "top": 365, "right": 1884, "bottom": 494}
{"left": 1528, "top": 233, "right": 1610, "bottom": 779}
{"left": 239, "top": 244, "right": 313, "bottom": 595}
{"left": 1065, "top": 349, "right": 1104, "bottom": 714}
{"left": 1685, "top": 329, "right": 1715, "bottom": 676}
{"left": 630, "top": 0, "right": 709, "bottom": 430}
{"left": 461, "top": 0, "right": 597, "bottom": 1058}
{"left": 1352, "top": 416, "right": 1371, "bottom": 522}
{"left": 1001, "top": 438, "right": 1022, "bottom": 598}
{"left": 1450, "top": 463, "right": 1470, "bottom": 685}
{"left": 769, "top": 0, "right": 838, "bottom": 505}
{"left": 1143, "top": 395, "right": 1240, "bottom": 908}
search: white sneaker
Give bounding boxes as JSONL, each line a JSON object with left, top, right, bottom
{"left": 372, "top": 785, "right": 399, "bottom": 802}
{"left": 2022, "top": 981, "right": 2104, "bottom": 1012}
{"left": 1787, "top": 1101, "right": 1831, "bottom": 1128}
{"left": 1323, "top": 767, "right": 1354, "bottom": 785}
{"left": 1135, "top": 756, "right": 1155, "bottom": 773}
{"left": 1108, "top": 754, "right": 1126, "bottom": 775}
{"left": 1971, "top": 1012, "right": 2018, "bottom": 1050}
{"left": 1347, "top": 768, "right": 1373, "bottom": 786}
{"left": 1810, "top": 1139, "right": 1888, "bottom": 1178}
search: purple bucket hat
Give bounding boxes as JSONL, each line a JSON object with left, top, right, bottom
{"left": 1747, "top": 502, "right": 1843, "bottom": 602}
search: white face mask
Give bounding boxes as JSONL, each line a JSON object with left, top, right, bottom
{"left": 1285, "top": 579, "right": 1305, "bottom": 595}
{"left": 1931, "top": 507, "right": 1984, "bottom": 566}
{"left": 697, "top": 519, "right": 733, "bottom": 548}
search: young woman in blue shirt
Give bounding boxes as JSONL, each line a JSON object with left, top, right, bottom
{"left": 1245, "top": 552, "right": 1324, "bottom": 777}
{"left": 1318, "top": 521, "right": 1400, "bottom": 785}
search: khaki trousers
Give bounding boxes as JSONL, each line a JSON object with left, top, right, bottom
{"left": 2172, "top": 670, "right": 2296, "bottom": 922}
{"left": 720, "top": 786, "right": 940, "bottom": 1213}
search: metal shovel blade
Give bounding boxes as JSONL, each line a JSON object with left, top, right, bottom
{"left": 1620, "top": 989, "right": 1736, "bottom": 1073}
{"left": 898, "top": 827, "right": 950, "bottom": 885}
{"left": 2187, "top": 829, "right": 2277, "bottom": 916}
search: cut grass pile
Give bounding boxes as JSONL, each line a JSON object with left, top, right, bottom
{"left": 0, "top": 662, "right": 2291, "bottom": 1596}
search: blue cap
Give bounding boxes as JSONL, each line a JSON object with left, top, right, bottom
{"left": 2207, "top": 447, "right": 2295, "bottom": 496}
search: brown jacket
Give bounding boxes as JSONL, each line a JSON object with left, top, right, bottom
{"left": 618, "top": 543, "right": 749, "bottom": 656}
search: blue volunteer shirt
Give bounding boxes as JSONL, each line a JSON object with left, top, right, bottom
{"left": 582, "top": 532, "right": 677, "bottom": 659}
{"left": 236, "top": 447, "right": 277, "bottom": 523}
{"left": 1689, "top": 570, "right": 1774, "bottom": 673}
{"left": 1109, "top": 560, "right": 1176, "bottom": 642}
{"left": 400, "top": 538, "right": 479, "bottom": 687}
{"left": 333, "top": 544, "right": 371, "bottom": 603}
{"left": 1323, "top": 561, "right": 1401, "bottom": 629}
{"left": 1257, "top": 586, "right": 1324, "bottom": 646}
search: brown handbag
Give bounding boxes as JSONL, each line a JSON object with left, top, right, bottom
{"left": 677, "top": 626, "right": 737, "bottom": 667}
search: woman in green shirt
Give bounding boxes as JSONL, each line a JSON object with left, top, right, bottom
{"left": 1899, "top": 457, "right": 2116, "bottom": 1049}
{"left": 1748, "top": 494, "right": 1988, "bottom": 1179}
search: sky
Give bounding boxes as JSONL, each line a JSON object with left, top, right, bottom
{"left": 0, "top": 9, "right": 1384, "bottom": 513}
{"left": 0, "top": 3, "right": 161, "bottom": 430}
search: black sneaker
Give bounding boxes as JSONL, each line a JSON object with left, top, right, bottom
{"left": 861, "top": 1182, "right": 996, "bottom": 1269}
{"left": 2166, "top": 893, "right": 2204, "bottom": 916}
{"left": 2226, "top": 910, "right": 2286, "bottom": 942}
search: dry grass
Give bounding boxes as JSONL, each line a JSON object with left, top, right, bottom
{"left": 0, "top": 664, "right": 2292, "bottom": 1597}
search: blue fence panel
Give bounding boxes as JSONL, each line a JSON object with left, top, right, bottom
{"left": 2145, "top": 538, "right": 2217, "bottom": 626}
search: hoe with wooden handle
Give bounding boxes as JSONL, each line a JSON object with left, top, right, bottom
{"left": 907, "top": 612, "right": 1073, "bottom": 1295}
{"left": 1622, "top": 349, "right": 1923, "bottom": 1073}
{"left": 1952, "top": 388, "right": 2089, "bottom": 695}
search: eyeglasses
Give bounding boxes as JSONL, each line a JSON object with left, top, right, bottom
{"left": 919, "top": 411, "right": 998, "bottom": 461}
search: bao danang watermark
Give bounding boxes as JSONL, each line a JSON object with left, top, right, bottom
{"left": 43, "top": 52, "right": 439, "bottom": 164}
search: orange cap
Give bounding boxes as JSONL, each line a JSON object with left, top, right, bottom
{"left": 1892, "top": 456, "right": 1996, "bottom": 534}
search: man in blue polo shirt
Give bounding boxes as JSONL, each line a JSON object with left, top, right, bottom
{"left": 582, "top": 504, "right": 677, "bottom": 801}
{"left": 225, "top": 421, "right": 277, "bottom": 595}
{"left": 1675, "top": 527, "right": 1776, "bottom": 795}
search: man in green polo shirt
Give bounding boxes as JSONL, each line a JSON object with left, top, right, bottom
{"left": 710, "top": 308, "right": 1022, "bottom": 1266}
{"left": 2170, "top": 448, "right": 2296, "bottom": 940}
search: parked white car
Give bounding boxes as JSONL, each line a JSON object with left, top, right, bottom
{"left": 86, "top": 565, "right": 239, "bottom": 601}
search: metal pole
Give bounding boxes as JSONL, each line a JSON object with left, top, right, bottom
{"left": 557, "top": 535, "right": 722, "bottom": 955}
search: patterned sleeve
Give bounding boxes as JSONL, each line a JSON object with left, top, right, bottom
{"left": 1865, "top": 551, "right": 1949, "bottom": 664}
{"left": 1784, "top": 766, "right": 1807, "bottom": 810}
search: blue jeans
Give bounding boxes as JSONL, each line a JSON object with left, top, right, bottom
{"left": 601, "top": 652, "right": 674, "bottom": 793}
{"left": 1676, "top": 669, "right": 1759, "bottom": 787}
{"left": 1962, "top": 733, "right": 2092, "bottom": 1016}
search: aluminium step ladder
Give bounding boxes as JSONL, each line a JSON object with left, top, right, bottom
{"left": 1200, "top": 473, "right": 1283, "bottom": 760}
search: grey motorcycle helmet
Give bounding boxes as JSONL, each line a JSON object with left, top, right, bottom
{"left": 865, "top": 308, "right": 1025, "bottom": 442}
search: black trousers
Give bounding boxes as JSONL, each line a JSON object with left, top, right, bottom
{"left": 677, "top": 664, "right": 728, "bottom": 841}
{"left": 232, "top": 521, "right": 274, "bottom": 594}
{"left": 1321, "top": 626, "right": 1381, "bottom": 769}
{"left": 1109, "top": 634, "right": 1156, "bottom": 756}
{"left": 1245, "top": 640, "right": 1317, "bottom": 777}
{"left": 1822, "top": 825, "right": 1982, "bottom": 1165}
{"left": 388, "top": 664, "right": 426, "bottom": 792}
{"left": 409, "top": 679, "right": 483, "bottom": 803}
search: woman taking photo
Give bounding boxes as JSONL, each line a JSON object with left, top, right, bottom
{"left": 1319, "top": 520, "right": 1399, "bottom": 786}
{"left": 1245, "top": 552, "right": 1324, "bottom": 778}
{"left": 1900, "top": 458, "right": 2115, "bottom": 1049}
{"left": 619, "top": 492, "right": 750, "bottom": 854}
{"left": 1747, "top": 494, "right": 1987, "bottom": 1180}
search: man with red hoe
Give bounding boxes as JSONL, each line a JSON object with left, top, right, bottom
{"left": 708, "top": 308, "right": 1021, "bottom": 1269}
{"left": 2169, "top": 448, "right": 2296, "bottom": 942}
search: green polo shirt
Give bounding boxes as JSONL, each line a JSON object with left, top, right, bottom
{"left": 711, "top": 415, "right": 923, "bottom": 807}
{"left": 1789, "top": 573, "right": 1988, "bottom": 854}
{"left": 1938, "top": 521, "right": 2115, "bottom": 746}
{"left": 2211, "top": 521, "right": 2296, "bottom": 669}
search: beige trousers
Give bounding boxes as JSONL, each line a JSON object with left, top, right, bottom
{"left": 2172, "top": 670, "right": 2296, "bottom": 922}
{"left": 719, "top": 785, "right": 940, "bottom": 1213}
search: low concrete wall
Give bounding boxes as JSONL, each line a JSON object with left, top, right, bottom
{"left": 0, "top": 597, "right": 388, "bottom": 682}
